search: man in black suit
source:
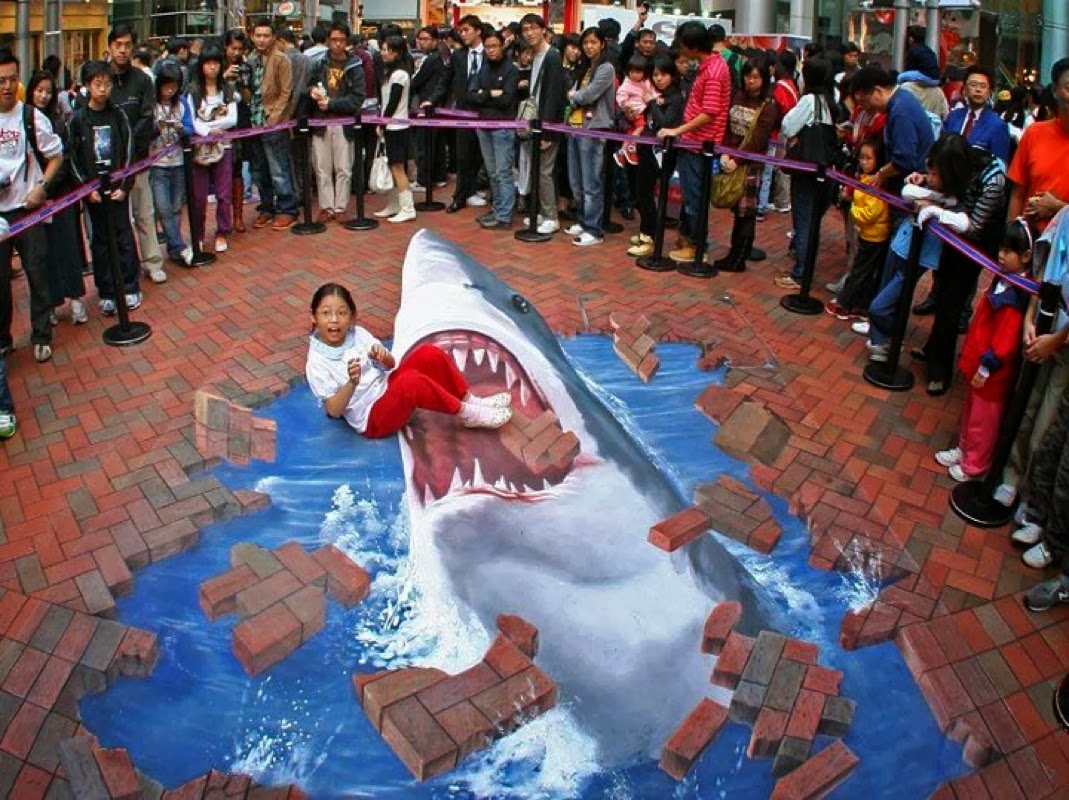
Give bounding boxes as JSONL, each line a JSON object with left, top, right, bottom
{"left": 426, "top": 14, "right": 487, "bottom": 213}
{"left": 412, "top": 25, "right": 447, "bottom": 190}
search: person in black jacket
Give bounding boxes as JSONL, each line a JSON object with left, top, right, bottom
{"left": 107, "top": 25, "right": 166, "bottom": 285}
{"left": 426, "top": 14, "right": 487, "bottom": 213}
{"left": 306, "top": 22, "right": 366, "bottom": 221}
{"left": 518, "top": 13, "right": 567, "bottom": 234}
{"left": 411, "top": 25, "right": 446, "bottom": 190}
{"left": 67, "top": 60, "right": 140, "bottom": 316}
{"left": 470, "top": 29, "right": 519, "bottom": 229}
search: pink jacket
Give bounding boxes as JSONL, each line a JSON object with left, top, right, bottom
{"left": 616, "top": 77, "right": 655, "bottom": 116}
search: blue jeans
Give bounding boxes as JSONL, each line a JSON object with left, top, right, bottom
{"left": 476, "top": 128, "right": 516, "bottom": 223}
{"left": 149, "top": 165, "right": 186, "bottom": 257}
{"left": 868, "top": 250, "right": 911, "bottom": 346}
{"left": 676, "top": 149, "right": 705, "bottom": 244}
{"left": 0, "top": 351, "right": 12, "bottom": 412}
{"left": 789, "top": 174, "right": 831, "bottom": 279}
{"left": 567, "top": 135, "right": 605, "bottom": 237}
{"left": 250, "top": 130, "right": 297, "bottom": 217}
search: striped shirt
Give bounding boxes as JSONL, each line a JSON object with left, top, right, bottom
{"left": 682, "top": 53, "right": 730, "bottom": 145}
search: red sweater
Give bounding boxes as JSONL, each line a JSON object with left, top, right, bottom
{"left": 958, "top": 279, "right": 1029, "bottom": 401}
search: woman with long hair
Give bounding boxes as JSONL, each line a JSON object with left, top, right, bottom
{"left": 713, "top": 56, "right": 779, "bottom": 272}
{"left": 28, "top": 70, "right": 88, "bottom": 325}
{"left": 374, "top": 34, "right": 416, "bottom": 224}
{"left": 187, "top": 46, "right": 238, "bottom": 253}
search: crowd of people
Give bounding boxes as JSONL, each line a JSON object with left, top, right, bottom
{"left": 0, "top": 17, "right": 1068, "bottom": 614}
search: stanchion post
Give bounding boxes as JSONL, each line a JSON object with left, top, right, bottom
{"left": 637, "top": 136, "right": 677, "bottom": 272}
{"left": 677, "top": 141, "right": 716, "bottom": 279}
{"left": 516, "top": 119, "right": 551, "bottom": 243}
{"left": 601, "top": 139, "right": 624, "bottom": 235}
{"left": 415, "top": 107, "right": 444, "bottom": 213}
{"left": 343, "top": 113, "right": 378, "bottom": 231}
{"left": 951, "top": 280, "right": 1061, "bottom": 527}
{"left": 99, "top": 170, "right": 151, "bottom": 347}
{"left": 780, "top": 164, "right": 827, "bottom": 314}
{"left": 863, "top": 215, "right": 925, "bottom": 392}
{"left": 291, "top": 116, "right": 326, "bottom": 235}
{"left": 180, "top": 134, "right": 216, "bottom": 267}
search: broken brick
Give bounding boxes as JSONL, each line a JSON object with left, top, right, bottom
{"left": 659, "top": 698, "right": 729, "bottom": 781}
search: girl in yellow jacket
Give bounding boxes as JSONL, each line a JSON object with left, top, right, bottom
{"left": 828, "top": 139, "right": 891, "bottom": 320}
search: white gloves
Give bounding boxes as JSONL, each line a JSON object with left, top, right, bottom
{"left": 902, "top": 183, "right": 947, "bottom": 203}
{"left": 917, "top": 205, "right": 970, "bottom": 233}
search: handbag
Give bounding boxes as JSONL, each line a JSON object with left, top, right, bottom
{"left": 369, "top": 136, "right": 394, "bottom": 194}
{"left": 786, "top": 98, "right": 838, "bottom": 171}
{"left": 516, "top": 63, "right": 544, "bottom": 141}
{"left": 193, "top": 140, "right": 225, "bottom": 166}
{"left": 710, "top": 101, "right": 766, "bottom": 210}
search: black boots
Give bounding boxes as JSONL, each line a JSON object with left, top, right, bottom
{"left": 713, "top": 216, "right": 752, "bottom": 273}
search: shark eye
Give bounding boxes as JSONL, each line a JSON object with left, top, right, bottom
{"left": 511, "top": 294, "right": 531, "bottom": 314}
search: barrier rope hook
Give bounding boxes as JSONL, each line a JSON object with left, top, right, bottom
{"left": 180, "top": 135, "right": 216, "bottom": 268}
{"left": 516, "top": 120, "right": 552, "bottom": 244}
{"left": 343, "top": 114, "right": 378, "bottom": 232}
{"left": 636, "top": 136, "right": 678, "bottom": 272}
{"left": 99, "top": 170, "right": 152, "bottom": 348}
{"left": 780, "top": 164, "right": 827, "bottom": 315}
{"left": 291, "top": 117, "right": 326, "bottom": 236}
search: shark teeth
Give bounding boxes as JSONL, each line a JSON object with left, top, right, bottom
{"left": 452, "top": 345, "right": 468, "bottom": 371}
{"left": 449, "top": 467, "right": 464, "bottom": 492}
{"left": 486, "top": 344, "right": 499, "bottom": 374}
{"left": 472, "top": 347, "right": 486, "bottom": 366}
{"left": 519, "top": 380, "right": 530, "bottom": 407}
{"left": 423, "top": 484, "right": 435, "bottom": 506}
{"left": 472, "top": 458, "right": 485, "bottom": 486}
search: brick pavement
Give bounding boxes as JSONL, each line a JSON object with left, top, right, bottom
{"left": 0, "top": 189, "right": 1066, "bottom": 796}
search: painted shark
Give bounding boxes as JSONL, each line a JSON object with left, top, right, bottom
{"left": 391, "top": 229, "right": 770, "bottom": 764}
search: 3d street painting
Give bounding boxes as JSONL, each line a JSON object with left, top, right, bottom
{"left": 80, "top": 232, "right": 970, "bottom": 797}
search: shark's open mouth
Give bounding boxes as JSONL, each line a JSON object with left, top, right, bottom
{"left": 404, "top": 330, "right": 578, "bottom": 506}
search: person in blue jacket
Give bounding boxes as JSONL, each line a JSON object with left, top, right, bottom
{"left": 943, "top": 66, "right": 1011, "bottom": 165}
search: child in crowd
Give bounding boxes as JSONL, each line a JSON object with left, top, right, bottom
{"left": 188, "top": 46, "right": 237, "bottom": 254}
{"left": 828, "top": 139, "right": 890, "bottom": 319}
{"left": 305, "top": 284, "right": 512, "bottom": 439}
{"left": 936, "top": 217, "right": 1033, "bottom": 482}
{"left": 67, "top": 60, "right": 141, "bottom": 316}
{"left": 149, "top": 61, "right": 193, "bottom": 266}
{"left": 614, "top": 56, "right": 656, "bottom": 167}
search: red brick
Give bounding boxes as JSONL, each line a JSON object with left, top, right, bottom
{"left": 659, "top": 698, "right": 729, "bottom": 781}
{"left": 282, "top": 585, "right": 327, "bottom": 643}
{"left": 0, "top": 591, "right": 27, "bottom": 634}
{"left": 948, "top": 773, "right": 993, "bottom": 800}
{"left": 701, "top": 601, "right": 742, "bottom": 655}
{"left": 648, "top": 507, "right": 711, "bottom": 552}
{"left": 978, "top": 700, "right": 1027, "bottom": 753}
{"left": 362, "top": 668, "right": 448, "bottom": 731}
{"left": 0, "top": 699, "right": 48, "bottom": 759}
{"left": 416, "top": 661, "right": 500, "bottom": 715}
{"left": 1004, "top": 691, "right": 1053, "bottom": 743}
{"left": 918, "top": 665, "right": 975, "bottom": 732}
{"left": 380, "top": 695, "right": 458, "bottom": 781}
{"left": 1020, "top": 632, "right": 1062, "bottom": 681}
{"left": 52, "top": 613, "right": 97, "bottom": 662}
{"left": 949, "top": 712, "right": 995, "bottom": 767}
{"left": 953, "top": 611, "right": 997, "bottom": 654}
{"left": 495, "top": 614, "right": 538, "bottom": 658}
{"left": 352, "top": 671, "right": 385, "bottom": 704}
{"left": 234, "top": 569, "right": 302, "bottom": 618}
{"left": 803, "top": 665, "right": 843, "bottom": 695}
{"left": 142, "top": 519, "right": 199, "bottom": 562}
{"left": 1006, "top": 746, "right": 1056, "bottom": 798}
{"left": 977, "top": 759, "right": 1026, "bottom": 800}
{"left": 469, "top": 665, "right": 556, "bottom": 731}
{"left": 747, "top": 707, "right": 788, "bottom": 759}
{"left": 12, "top": 762, "right": 52, "bottom": 799}
{"left": 784, "top": 688, "right": 825, "bottom": 742}
{"left": 6, "top": 597, "right": 49, "bottom": 644}
{"left": 711, "top": 632, "right": 754, "bottom": 689}
{"left": 769, "top": 740, "right": 859, "bottom": 800}
{"left": 2, "top": 647, "right": 49, "bottom": 698}
{"left": 483, "top": 633, "right": 531, "bottom": 680}
{"left": 312, "top": 545, "right": 371, "bottom": 607}
{"left": 199, "top": 564, "right": 260, "bottom": 621}
{"left": 749, "top": 519, "right": 783, "bottom": 554}
{"left": 93, "top": 747, "right": 140, "bottom": 800}
{"left": 26, "top": 655, "right": 75, "bottom": 708}
{"left": 113, "top": 628, "right": 159, "bottom": 678}
{"left": 782, "top": 639, "right": 820, "bottom": 665}
{"left": 434, "top": 701, "right": 495, "bottom": 762}
{"left": 895, "top": 623, "right": 948, "bottom": 678}
{"left": 91, "top": 545, "right": 133, "bottom": 596}
{"left": 232, "top": 603, "right": 302, "bottom": 677}
{"left": 273, "top": 542, "right": 327, "bottom": 587}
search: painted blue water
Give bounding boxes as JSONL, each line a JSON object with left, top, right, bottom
{"left": 81, "top": 337, "right": 968, "bottom": 798}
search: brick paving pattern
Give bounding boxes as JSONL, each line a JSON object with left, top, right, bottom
{"left": 0, "top": 192, "right": 1066, "bottom": 795}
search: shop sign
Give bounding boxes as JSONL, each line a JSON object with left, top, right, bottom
{"left": 580, "top": 5, "right": 732, "bottom": 44}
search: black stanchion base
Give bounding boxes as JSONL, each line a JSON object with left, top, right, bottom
{"left": 291, "top": 221, "right": 326, "bottom": 235}
{"left": 603, "top": 221, "right": 624, "bottom": 235}
{"left": 950, "top": 480, "right": 1016, "bottom": 528}
{"left": 636, "top": 256, "right": 677, "bottom": 272}
{"left": 779, "top": 294, "right": 824, "bottom": 315}
{"left": 188, "top": 252, "right": 216, "bottom": 267}
{"left": 1054, "top": 673, "right": 1068, "bottom": 730}
{"left": 343, "top": 217, "right": 379, "bottom": 231}
{"left": 863, "top": 361, "right": 915, "bottom": 392}
{"left": 415, "top": 200, "right": 445, "bottom": 212}
{"left": 515, "top": 229, "right": 552, "bottom": 243}
{"left": 102, "top": 321, "right": 152, "bottom": 347}
{"left": 677, "top": 262, "right": 717, "bottom": 279}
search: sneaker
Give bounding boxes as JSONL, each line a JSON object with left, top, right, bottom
{"left": 0, "top": 410, "right": 15, "bottom": 440}
{"left": 624, "top": 143, "right": 639, "bottom": 166}
{"left": 866, "top": 340, "right": 890, "bottom": 362}
{"left": 125, "top": 292, "right": 142, "bottom": 311}
{"left": 563, "top": 223, "right": 584, "bottom": 236}
{"left": 948, "top": 464, "right": 971, "bottom": 482}
{"left": 409, "top": 182, "right": 425, "bottom": 192}
{"left": 935, "top": 448, "right": 963, "bottom": 467}
{"left": 1012, "top": 522, "right": 1045, "bottom": 546}
{"left": 756, "top": 208, "right": 767, "bottom": 222}
{"left": 434, "top": 180, "right": 448, "bottom": 188}
{"left": 180, "top": 246, "right": 194, "bottom": 266}
{"left": 775, "top": 203, "right": 792, "bottom": 213}
{"left": 851, "top": 319, "right": 870, "bottom": 336}
{"left": 522, "top": 215, "right": 543, "bottom": 227}
{"left": 33, "top": 344, "right": 52, "bottom": 363}
{"left": 477, "top": 212, "right": 497, "bottom": 226}
{"left": 1023, "top": 574, "right": 1069, "bottom": 613}
{"left": 459, "top": 401, "right": 512, "bottom": 429}
{"left": 48, "top": 312, "right": 58, "bottom": 326}
{"left": 573, "top": 232, "right": 603, "bottom": 247}
{"left": 824, "top": 300, "right": 850, "bottom": 320}
{"left": 388, "top": 208, "right": 417, "bottom": 224}
{"left": 630, "top": 233, "right": 652, "bottom": 246}
{"left": 466, "top": 194, "right": 488, "bottom": 207}
{"left": 993, "top": 483, "right": 1017, "bottom": 507}
{"left": 70, "top": 299, "right": 87, "bottom": 325}
{"left": 215, "top": 236, "right": 228, "bottom": 253}
{"left": 254, "top": 213, "right": 274, "bottom": 229}
{"left": 1023, "top": 540, "right": 1055, "bottom": 569}
{"left": 825, "top": 275, "right": 846, "bottom": 294}
{"left": 774, "top": 274, "right": 801, "bottom": 290}
{"left": 465, "top": 391, "right": 512, "bottom": 409}
{"left": 669, "top": 245, "right": 697, "bottom": 263}
{"left": 146, "top": 266, "right": 168, "bottom": 283}
{"left": 272, "top": 214, "right": 296, "bottom": 231}
{"left": 537, "top": 219, "right": 560, "bottom": 235}
{"left": 99, "top": 298, "right": 117, "bottom": 316}
{"left": 628, "top": 242, "right": 654, "bottom": 257}
{"left": 612, "top": 148, "right": 628, "bottom": 168}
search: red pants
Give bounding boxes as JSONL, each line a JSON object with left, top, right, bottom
{"left": 363, "top": 344, "right": 469, "bottom": 438}
{"left": 959, "top": 387, "right": 1006, "bottom": 477}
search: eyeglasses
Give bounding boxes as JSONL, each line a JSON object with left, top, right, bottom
{"left": 0, "top": 76, "right": 18, "bottom": 87}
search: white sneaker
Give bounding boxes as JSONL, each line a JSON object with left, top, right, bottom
{"left": 465, "top": 391, "right": 512, "bottom": 409}
{"left": 851, "top": 320, "right": 870, "bottom": 336}
{"left": 1014, "top": 502, "right": 1036, "bottom": 527}
{"left": 825, "top": 276, "right": 846, "bottom": 294}
{"left": 867, "top": 342, "right": 889, "bottom": 362}
{"left": 1012, "top": 522, "right": 1045, "bottom": 546}
{"left": 573, "top": 232, "right": 603, "bottom": 247}
{"left": 71, "top": 299, "right": 87, "bottom": 325}
{"left": 522, "top": 215, "right": 543, "bottom": 227}
{"left": 935, "top": 448, "right": 962, "bottom": 467}
{"left": 948, "top": 464, "right": 970, "bottom": 482}
{"left": 125, "top": 292, "right": 142, "bottom": 311}
{"left": 563, "top": 223, "right": 584, "bottom": 236}
{"left": 993, "top": 483, "right": 1017, "bottom": 507}
{"left": 48, "top": 312, "right": 58, "bottom": 326}
{"left": 387, "top": 208, "right": 417, "bottom": 224}
{"left": 459, "top": 401, "right": 512, "bottom": 429}
{"left": 1023, "top": 540, "right": 1055, "bottom": 569}
{"left": 374, "top": 204, "right": 401, "bottom": 219}
{"left": 537, "top": 219, "right": 560, "bottom": 235}
{"left": 630, "top": 233, "right": 652, "bottom": 246}
{"left": 467, "top": 194, "right": 488, "bottom": 207}
{"left": 33, "top": 344, "right": 52, "bottom": 363}
{"left": 180, "top": 246, "right": 194, "bottom": 266}
{"left": 147, "top": 266, "right": 168, "bottom": 283}
{"left": 99, "top": 298, "right": 117, "bottom": 316}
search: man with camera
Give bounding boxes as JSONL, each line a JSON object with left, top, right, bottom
{"left": 224, "top": 29, "right": 253, "bottom": 233}
{"left": 0, "top": 51, "right": 63, "bottom": 365}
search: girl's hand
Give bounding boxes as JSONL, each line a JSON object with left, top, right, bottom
{"left": 721, "top": 156, "right": 738, "bottom": 173}
{"left": 905, "top": 172, "right": 925, "bottom": 186}
{"left": 1025, "top": 332, "right": 1060, "bottom": 362}
{"left": 369, "top": 343, "right": 390, "bottom": 364}
{"left": 1023, "top": 318, "right": 1036, "bottom": 346}
{"left": 109, "top": 189, "right": 125, "bottom": 202}
{"left": 971, "top": 371, "right": 988, "bottom": 389}
{"left": 88, "top": 190, "right": 101, "bottom": 203}
{"left": 346, "top": 359, "right": 362, "bottom": 385}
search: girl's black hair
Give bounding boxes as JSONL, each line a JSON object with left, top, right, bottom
{"left": 626, "top": 55, "right": 651, "bottom": 79}
{"left": 310, "top": 283, "right": 357, "bottom": 315}
{"left": 740, "top": 56, "right": 771, "bottom": 101}
{"left": 857, "top": 136, "right": 885, "bottom": 170}
{"left": 575, "top": 27, "right": 607, "bottom": 86}
{"left": 650, "top": 54, "right": 680, "bottom": 90}
{"left": 26, "top": 70, "right": 58, "bottom": 121}
{"left": 800, "top": 57, "right": 837, "bottom": 122}
{"left": 189, "top": 45, "right": 234, "bottom": 109}
{"left": 381, "top": 34, "right": 412, "bottom": 76}
{"left": 1002, "top": 217, "right": 1034, "bottom": 258}
{"left": 926, "top": 133, "right": 973, "bottom": 199}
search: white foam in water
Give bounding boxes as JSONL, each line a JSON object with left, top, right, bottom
{"left": 834, "top": 538, "right": 883, "bottom": 612}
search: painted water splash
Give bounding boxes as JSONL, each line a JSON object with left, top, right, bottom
{"left": 833, "top": 538, "right": 885, "bottom": 613}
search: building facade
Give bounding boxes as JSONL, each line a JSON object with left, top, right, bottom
{"left": 0, "top": 0, "right": 109, "bottom": 79}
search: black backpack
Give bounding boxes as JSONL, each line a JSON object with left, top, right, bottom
{"left": 22, "top": 102, "right": 49, "bottom": 173}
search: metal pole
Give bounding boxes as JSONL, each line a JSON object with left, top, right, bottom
{"left": 99, "top": 172, "right": 152, "bottom": 347}
{"left": 515, "top": 120, "right": 551, "bottom": 243}
{"left": 15, "top": 0, "right": 30, "bottom": 84}
{"left": 780, "top": 165, "right": 828, "bottom": 315}
{"left": 343, "top": 113, "right": 378, "bottom": 231}
{"left": 677, "top": 142, "right": 716, "bottom": 279}
{"left": 636, "top": 136, "right": 677, "bottom": 272}
{"left": 892, "top": 0, "right": 910, "bottom": 73}
{"left": 291, "top": 117, "right": 327, "bottom": 235}
{"left": 414, "top": 108, "right": 444, "bottom": 212}
{"left": 925, "top": 0, "right": 941, "bottom": 56}
{"left": 44, "top": 0, "right": 62, "bottom": 64}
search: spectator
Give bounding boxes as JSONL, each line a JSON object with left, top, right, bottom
{"left": 897, "top": 42, "right": 948, "bottom": 135}
{"left": 305, "top": 24, "right": 329, "bottom": 66}
{"left": 758, "top": 49, "right": 798, "bottom": 219}
{"left": 0, "top": 51, "right": 63, "bottom": 363}
{"left": 613, "top": 56, "right": 656, "bottom": 167}
{"left": 148, "top": 61, "right": 194, "bottom": 266}
{"left": 411, "top": 26, "right": 446, "bottom": 192}
{"left": 374, "top": 34, "right": 416, "bottom": 224}
{"left": 188, "top": 46, "right": 238, "bottom": 253}
{"left": 306, "top": 22, "right": 366, "bottom": 223}
{"left": 834, "top": 42, "right": 860, "bottom": 101}
{"left": 619, "top": 5, "right": 658, "bottom": 69}
{"left": 470, "top": 29, "right": 518, "bottom": 229}
{"left": 109, "top": 25, "right": 167, "bottom": 285}
{"left": 247, "top": 20, "right": 298, "bottom": 231}
{"left": 657, "top": 21, "right": 730, "bottom": 270}
{"left": 276, "top": 27, "right": 311, "bottom": 121}
{"left": 710, "top": 24, "right": 741, "bottom": 89}
{"left": 943, "top": 67, "right": 1011, "bottom": 164}
{"left": 223, "top": 29, "right": 252, "bottom": 234}
{"left": 596, "top": 17, "right": 622, "bottom": 77}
